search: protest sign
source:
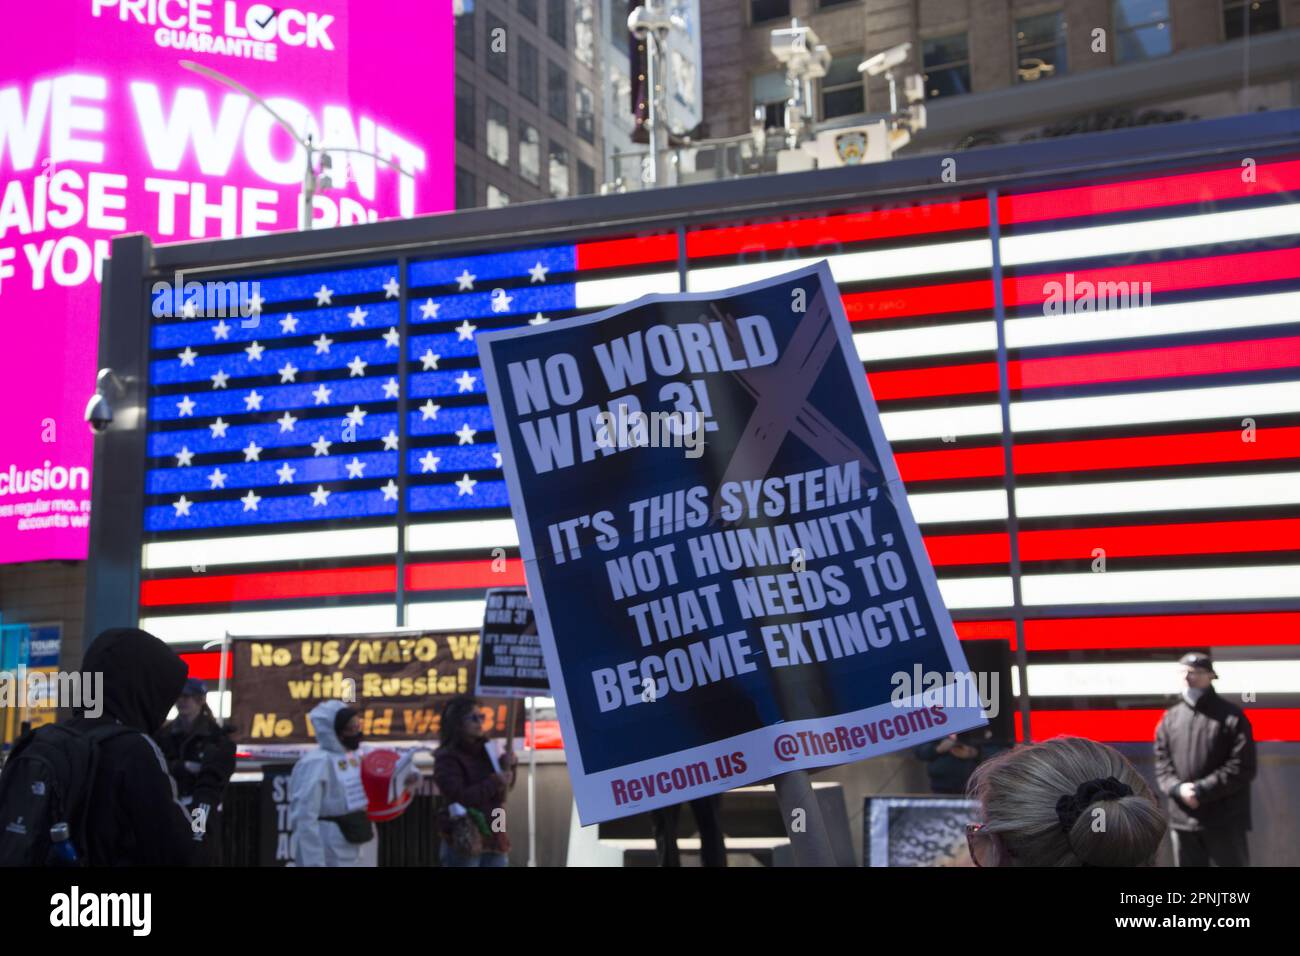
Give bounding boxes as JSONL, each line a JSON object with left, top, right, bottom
{"left": 478, "top": 261, "right": 987, "bottom": 824}
{"left": 259, "top": 765, "right": 296, "bottom": 867}
{"left": 229, "top": 629, "right": 517, "bottom": 746}
{"left": 476, "top": 587, "right": 551, "bottom": 699}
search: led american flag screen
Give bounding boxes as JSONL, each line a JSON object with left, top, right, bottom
{"left": 138, "top": 156, "right": 1300, "bottom": 744}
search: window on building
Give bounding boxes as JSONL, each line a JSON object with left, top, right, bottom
{"left": 1223, "top": 0, "right": 1281, "bottom": 39}
{"left": 456, "top": 5, "right": 475, "bottom": 59}
{"left": 577, "top": 160, "right": 596, "bottom": 196}
{"left": 519, "top": 121, "right": 541, "bottom": 184}
{"left": 576, "top": 84, "right": 596, "bottom": 142}
{"left": 456, "top": 167, "right": 477, "bottom": 209}
{"left": 575, "top": 1, "right": 595, "bottom": 67}
{"left": 548, "top": 141, "right": 570, "bottom": 198}
{"left": 486, "top": 99, "right": 510, "bottom": 167}
{"left": 751, "top": 71, "right": 787, "bottom": 130}
{"left": 487, "top": 184, "right": 510, "bottom": 207}
{"left": 820, "top": 0, "right": 856, "bottom": 7}
{"left": 486, "top": 12, "right": 509, "bottom": 81}
{"left": 547, "top": 0, "right": 567, "bottom": 46}
{"left": 821, "top": 55, "right": 865, "bottom": 119}
{"left": 921, "top": 33, "right": 971, "bottom": 99}
{"left": 751, "top": 0, "right": 790, "bottom": 24}
{"left": 1016, "top": 11, "right": 1068, "bottom": 82}
{"left": 455, "top": 88, "right": 476, "bottom": 146}
{"left": 519, "top": 0, "right": 537, "bottom": 22}
{"left": 670, "top": 49, "right": 699, "bottom": 123}
{"left": 548, "top": 61, "right": 568, "bottom": 124}
{"left": 609, "top": 0, "right": 630, "bottom": 44}
{"left": 1113, "top": 0, "right": 1173, "bottom": 62}
{"left": 519, "top": 38, "right": 539, "bottom": 102}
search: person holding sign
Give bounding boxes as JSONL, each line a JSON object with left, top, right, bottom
{"left": 914, "top": 728, "right": 1006, "bottom": 796}
{"left": 650, "top": 795, "right": 727, "bottom": 867}
{"left": 433, "top": 696, "right": 517, "bottom": 867}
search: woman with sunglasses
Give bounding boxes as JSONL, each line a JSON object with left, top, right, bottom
{"left": 965, "top": 736, "right": 1167, "bottom": 867}
{"left": 433, "top": 695, "right": 517, "bottom": 867}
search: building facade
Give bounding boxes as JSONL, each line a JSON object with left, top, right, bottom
{"left": 0, "top": 2, "right": 616, "bottom": 689}
{"left": 702, "top": 0, "right": 1300, "bottom": 151}
{"left": 454, "top": 0, "right": 606, "bottom": 209}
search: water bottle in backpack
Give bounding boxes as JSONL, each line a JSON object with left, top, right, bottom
{"left": 0, "top": 723, "right": 132, "bottom": 866}
{"left": 48, "top": 822, "right": 80, "bottom": 866}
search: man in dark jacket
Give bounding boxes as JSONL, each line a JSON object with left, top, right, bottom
{"left": 156, "top": 678, "right": 236, "bottom": 865}
{"left": 1154, "top": 652, "right": 1256, "bottom": 867}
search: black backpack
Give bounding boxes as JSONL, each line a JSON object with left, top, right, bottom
{"left": 0, "top": 722, "right": 134, "bottom": 866}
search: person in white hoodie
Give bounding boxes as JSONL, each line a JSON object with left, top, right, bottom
{"left": 288, "top": 700, "right": 376, "bottom": 867}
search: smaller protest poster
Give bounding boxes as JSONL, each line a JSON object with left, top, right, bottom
{"left": 475, "top": 587, "right": 551, "bottom": 699}
{"left": 259, "top": 765, "right": 297, "bottom": 867}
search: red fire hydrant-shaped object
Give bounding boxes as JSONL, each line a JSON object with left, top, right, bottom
{"left": 361, "top": 750, "right": 418, "bottom": 822}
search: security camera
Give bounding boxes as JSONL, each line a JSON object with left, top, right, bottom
{"left": 628, "top": 4, "right": 680, "bottom": 38}
{"left": 903, "top": 73, "right": 926, "bottom": 104}
{"left": 905, "top": 101, "right": 927, "bottom": 132}
{"left": 84, "top": 392, "right": 113, "bottom": 433}
{"left": 806, "top": 43, "right": 832, "bottom": 79}
{"left": 85, "top": 368, "right": 124, "bottom": 434}
{"left": 859, "top": 42, "right": 912, "bottom": 77}
{"left": 770, "top": 20, "right": 823, "bottom": 66}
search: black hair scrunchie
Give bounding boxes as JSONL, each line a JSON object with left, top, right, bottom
{"left": 1055, "top": 776, "right": 1133, "bottom": 834}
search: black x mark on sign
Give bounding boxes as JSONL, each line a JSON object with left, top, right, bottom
{"left": 707, "top": 281, "right": 882, "bottom": 519}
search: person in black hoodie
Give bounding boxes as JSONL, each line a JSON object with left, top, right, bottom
{"left": 156, "top": 678, "right": 236, "bottom": 865}
{"left": 68, "top": 627, "right": 198, "bottom": 865}
{"left": 1154, "top": 652, "right": 1256, "bottom": 867}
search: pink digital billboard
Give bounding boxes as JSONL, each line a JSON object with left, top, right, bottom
{"left": 0, "top": 0, "right": 455, "bottom": 563}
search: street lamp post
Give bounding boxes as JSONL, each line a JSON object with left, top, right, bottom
{"left": 179, "top": 60, "right": 414, "bottom": 230}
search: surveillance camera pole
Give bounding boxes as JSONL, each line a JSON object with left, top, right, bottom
{"left": 179, "top": 60, "right": 414, "bottom": 230}
{"left": 854, "top": 43, "right": 925, "bottom": 160}
{"left": 629, "top": 1, "right": 684, "bottom": 188}
{"left": 645, "top": 24, "right": 663, "bottom": 186}
{"left": 771, "top": 19, "right": 830, "bottom": 151}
